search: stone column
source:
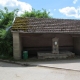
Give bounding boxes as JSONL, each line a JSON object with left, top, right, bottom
{"left": 52, "top": 37, "right": 59, "bottom": 54}
{"left": 13, "top": 32, "right": 22, "bottom": 60}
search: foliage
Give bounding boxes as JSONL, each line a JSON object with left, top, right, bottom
{"left": 0, "top": 7, "right": 18, "bottom": 28}
{"left": 21, "top": 8, "right": 52, "bottom": 18}
{"left": 0, "top": 7, "right": 18, "bottom": 57}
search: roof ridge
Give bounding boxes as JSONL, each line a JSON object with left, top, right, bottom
{"left": 16, "top": 17, "right": 80, "bottom": 21}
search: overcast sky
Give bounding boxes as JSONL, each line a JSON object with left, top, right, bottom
{"left": 0, "top": 0, "right": 80, "bottom": 19}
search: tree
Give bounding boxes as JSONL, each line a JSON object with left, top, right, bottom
{"left": 0, "top": 7, "right": 19, "bottom": 29}
{"left": 0, "top": 7, "right": 19, "bottom": 58}
{"left": 0, "top": 7, "right": 18, "bottom": 39}
{"left": 20, "top": 8, "right": 52, "bottom": 18}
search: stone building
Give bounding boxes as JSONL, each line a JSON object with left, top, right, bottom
{"left": 11, "top": 17, "right": 80, "bottom": 60}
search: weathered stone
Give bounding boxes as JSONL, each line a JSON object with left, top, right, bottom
{"left": 52, "top": 37, "right": 59, "bottom": 54}
{"left": 13, "top": 32, "right": 22, "bottom": 60}
{"left": 37, "top": 51, "right": 75, "bottom": 59}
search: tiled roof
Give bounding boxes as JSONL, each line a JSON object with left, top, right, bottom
{"left": 11, "top": 17, "right": 80, "bottom": 34}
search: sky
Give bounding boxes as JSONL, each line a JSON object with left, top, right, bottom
{"left": 0, "top": 0, "right": 80, "bottom": 19}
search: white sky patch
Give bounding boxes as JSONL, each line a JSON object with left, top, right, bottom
{"left": 0, "top": 0, "right": 32, "bottom": 16}
{"left": 48, "top": 9, "right": 56, "bottom": 12}
{"left": 49, "top": 13, "right": 53, "bottom": 16}
{"left": 54, "top": 9, "right": 56, "bottom": 11}
{"left": 47, "top": 9, "right": 54, "bottom": 16}
{"left": 59, "top": 7, "right": 80, "bottom": 18}
{"left": 73, "top": 0, "right": 78, "bottom": 4}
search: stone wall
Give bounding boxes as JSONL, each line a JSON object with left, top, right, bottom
{"left": 20, "top": 33, "right": 73, "bottom": 51}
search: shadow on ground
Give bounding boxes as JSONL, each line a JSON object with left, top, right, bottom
{"left": 0, "top": 61, "right": 36, "bottom": 67}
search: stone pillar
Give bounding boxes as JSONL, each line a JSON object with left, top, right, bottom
{"left": 13, "top": 32, "right": 22, "bottom": 60}
{"left": 52, "top": 37, "right": 59, "bottom": 54}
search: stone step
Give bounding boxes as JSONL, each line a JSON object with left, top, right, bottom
{"left": 37, "top": 51, "right": 75, "bottom": 59}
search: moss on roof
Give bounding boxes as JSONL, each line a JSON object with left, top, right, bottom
{"left": 11, "top": 17, "right": 80, "bottom": 34}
